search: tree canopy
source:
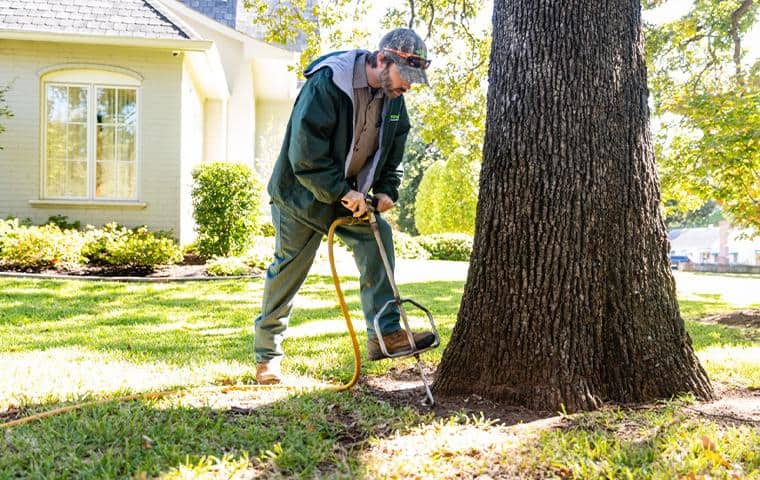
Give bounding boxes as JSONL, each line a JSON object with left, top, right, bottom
{"left": 644, "top": 0, "right": 760, "bottom": 229}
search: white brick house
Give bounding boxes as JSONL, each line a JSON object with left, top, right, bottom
{"left": 0, "top": 0, "right": 299, "bottom": 244}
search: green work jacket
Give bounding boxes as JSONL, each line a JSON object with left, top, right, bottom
{"left": 267, "top": 49, "right": 411, "bottom": 233}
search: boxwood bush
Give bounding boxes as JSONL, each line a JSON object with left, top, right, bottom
{"left": 417, "top": 233, "right": 473, "bottom": 261}
{"left": 191, "top": 162, "right": 263, "bottom": 258}
{"left": 99, "top": 227, "right": 182, "bottom": 268}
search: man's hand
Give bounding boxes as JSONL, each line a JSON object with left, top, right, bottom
{"left": 374, "top": 193, "right": 394, "bottom": 213}
{"left": 341, "top": 190, "right": 367, "bottom": 218}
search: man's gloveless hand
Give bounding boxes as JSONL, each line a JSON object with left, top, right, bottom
{"left": 341, "top": 190, "right": 367, "bottom": 217}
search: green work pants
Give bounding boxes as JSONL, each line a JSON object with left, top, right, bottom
{"left": 254, "top": 203, "right": 399, "bottom": 363}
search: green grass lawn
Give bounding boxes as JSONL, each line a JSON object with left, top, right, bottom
{"left": 0, "top": 271, "right": 758, "bottom": 479}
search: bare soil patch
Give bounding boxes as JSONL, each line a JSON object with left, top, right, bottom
{"left": 699, "top": 309, "right": 760, "bottom": 329}
{"left": 363, "top": 366, "right": 760, "bottom": 428}
{"left": 361, "top": 364, "right": 555, "bottom": 426}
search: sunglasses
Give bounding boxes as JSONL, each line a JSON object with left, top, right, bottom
{"left": 383, "top": 47, "right": 431, "bottom": 69}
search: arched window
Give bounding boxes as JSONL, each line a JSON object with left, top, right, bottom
{"left": 41, "top": 67, "right": 140, "bottom": 201}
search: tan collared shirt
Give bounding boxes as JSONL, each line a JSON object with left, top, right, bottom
{"left": 348, "top": 53, "right": 384, "bottom": 179}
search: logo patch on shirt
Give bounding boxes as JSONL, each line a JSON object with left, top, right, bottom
{"left": 389, "top": 114, "right": 400, "bottom": 122}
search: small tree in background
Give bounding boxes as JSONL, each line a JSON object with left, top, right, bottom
{"left": 191, "top": 162, "right": 263, "bottom": 258}
{"left": 0, "top": 83, "right": 14, "bottom": 149}
{"left": 414, "top": 150, "right": 479, "bottom": 235}
{"left": 382, "top": 135, "right": 442, "bottom": 235}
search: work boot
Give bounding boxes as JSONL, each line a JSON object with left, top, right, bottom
{"left": 256, "top": 360, "right": 282, "bottom": 385}
{"left": 367, "top": 329, "right": 436, "bottom": 361}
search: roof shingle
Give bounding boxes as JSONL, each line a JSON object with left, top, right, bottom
{"left": 0, "top": 0, "right": 192, "bottom": 39}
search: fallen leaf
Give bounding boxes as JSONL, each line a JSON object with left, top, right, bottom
{"left": 701, "top": 435, "right": 716, "bottom": 451}
{"left": 141, "top": 435, "right": 154, "bottom": 449}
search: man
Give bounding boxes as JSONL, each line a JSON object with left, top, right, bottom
{"left": 255, "top": 28, "right": 436, "bottom": 385}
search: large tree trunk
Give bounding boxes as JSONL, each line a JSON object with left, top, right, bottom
{"left": 433, "top": 0, "right": 714, "bottom": 412}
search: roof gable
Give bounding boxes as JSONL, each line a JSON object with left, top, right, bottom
{"left": 0, "top": 0, "right": 194, "bottom": 40}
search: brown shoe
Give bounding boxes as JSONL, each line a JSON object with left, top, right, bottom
{"left": 367, "top": 329, "right": 436, "bottom": 361}
{"left": 256, "top": 360, "right": 282, "bottom": 385}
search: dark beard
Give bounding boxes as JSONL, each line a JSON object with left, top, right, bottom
{"left": 380, "top": 64, "right": 399, "bottom": 98}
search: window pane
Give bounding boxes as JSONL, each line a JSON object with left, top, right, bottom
{"left": 96, "top": 162, "right": 116, "bottom": 198}
{"left": 46, "top": 86, "right": 68, "bottom": 123}
{"left": 65, "top": 161, "right": 87, "bottom": 197}
{"left": 97, "top": 125, "right": 116, "bottom": 161}
{"left": 67, "top": 123, "right": 87, "bottom": 161}
{"left": 46, "top": 122, "right": 66, "bottom": 159}
{"left": 46, "top": 158, "right": 65, "bottom": 197}
{"left": 118, "top": 124, "right": 136, "bottom": 162}
{"left": 97, "top": 88, "right": 116, "bottom": 124}
{"left": 118, "top": 90, "right": 136, "bottom": 125}
{"left": 46, "top": 85, "right": 89, "bottom": 198}
{"left": 68, "top": 87, "right": 88, "bottom": 122}
{"left": 118, "top": 163, "right": 136, "bottom": 198}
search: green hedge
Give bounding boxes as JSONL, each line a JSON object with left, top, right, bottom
{"left": 417, "top": 233, "right": 473, "bottom": 261}
{"left": 414, "top": 154, "right": 479, "bottom": 235}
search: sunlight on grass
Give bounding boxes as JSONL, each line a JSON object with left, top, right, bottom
{"left": 528, "top": 401, "right": 760, "bottom": 479}
{"left": 158, "top": 453, "right": 258, "bottom": 480}
{"left": 0, "top": 347, "right": 257, "bottom": 411}
{"left": 363, "top": 415, "right": 525, "bottom": 479}
{"left": 698, "top": 345, "right": 760, "bottom": 388}
{"left": 674, "top": 272, "right": 760, "bottom": 308}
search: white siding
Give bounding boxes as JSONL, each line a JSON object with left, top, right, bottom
{"left": 0, "top": 40, "right": 183, "bottom": 234}
{"left": 179, "top": 60, "right": 206, "bottom": 245}
{"left": 254, "top": 99, "right": 291, "bottom": 182}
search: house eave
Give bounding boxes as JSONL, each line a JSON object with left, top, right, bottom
{"left": 158, "top": 0, "right": 296, "bottom": 61}
{"left": 0, "top": 29, "right": 213, "bottom": 52}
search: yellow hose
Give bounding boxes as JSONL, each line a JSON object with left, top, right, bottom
{"left": 326, "top": 216, "right": 364, "bottom": 392}
{"left": 1, "top": 216, "right": 364, "bottom": 429}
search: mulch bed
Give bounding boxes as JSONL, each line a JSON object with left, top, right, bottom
{"left": 0, "top": 254, "right": 264, "bottom": 280}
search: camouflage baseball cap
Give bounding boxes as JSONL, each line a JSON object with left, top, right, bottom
{"left": 379, "top": 28, "right": 430, "bottom": 85}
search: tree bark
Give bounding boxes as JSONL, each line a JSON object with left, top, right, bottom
{"left": 433, "top": 0, "right": 714, "bottom": 412}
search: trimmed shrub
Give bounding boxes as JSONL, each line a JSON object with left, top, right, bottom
{"left": 206, "top": 256, "right": 251, "bottom": 276}
{"left": 81, "top": 223, "right": 132, "bottom": 264}
{"left": 394, "top": 232, "right": 430, "bottom": 260}
{"left": 414, "top": 152, "right": 479, "bottom": 235}
{"left": 101, "top": 226, "right": 182, "bottom": 268}
{"left": 82, "top": 223, "right": 181, "bottom": 269}
{"left": 0, "top": 224, "right": 85, "bottom": 270}
{"left": 191, "top": 162, "right": 263, "bottom": 258}
{"left": 418, "top": 233, "right": 473, "bottom": 261}
{"left": 0, "top": 220, "right": 181, "bottom": 272}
